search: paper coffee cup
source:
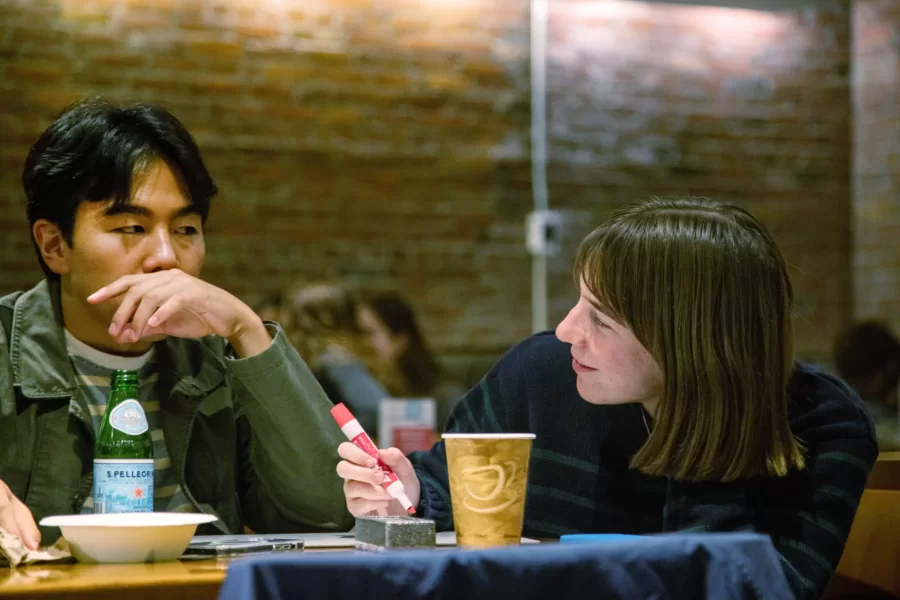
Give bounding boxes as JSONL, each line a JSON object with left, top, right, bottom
{"left": 442, "top": 433, "right": 535, "bottom": 548}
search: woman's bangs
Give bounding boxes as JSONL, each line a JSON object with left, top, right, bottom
{"left": 575, "top": 229, "right": 634, "bottom": 324}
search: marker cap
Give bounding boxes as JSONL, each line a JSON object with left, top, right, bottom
{"left": 330, "top": 403, "right": 354, "bottom": 428}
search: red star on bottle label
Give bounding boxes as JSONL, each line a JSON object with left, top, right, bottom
{"left": 134, "top": 487, "right": 144, "bottom": 499}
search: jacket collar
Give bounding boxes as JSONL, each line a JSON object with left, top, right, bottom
{"left": 10, "top": 280, "right": 74, "bottom": 398}
{"left": 10, "top": 280, "right": 225, "bottom": 400}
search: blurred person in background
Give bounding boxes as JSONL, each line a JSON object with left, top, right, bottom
{"left": 834, "top": 320, "right": 900, "bottom": 448}
{"left": 0, "top": 98, "right": 352, "bottom": 549}
{"left": 282, "top": 282, "right": 388, "bottom": 434}
{"left": 338, "top": 197, "right": 876, "bottom": 600}
{"left": 356, "top": 290, "right": 465, "bottom": 429}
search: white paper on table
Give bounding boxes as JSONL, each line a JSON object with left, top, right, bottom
{"left": 190, "top": 531, "right": 539, "bottom": 549}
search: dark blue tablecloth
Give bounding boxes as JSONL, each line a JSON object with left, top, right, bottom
{"left": 217, "top": 532, "right": 792, "bottom": 600}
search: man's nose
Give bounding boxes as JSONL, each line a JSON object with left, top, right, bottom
{"left": 142, "top": 229, "right": 179, "bottom": 273}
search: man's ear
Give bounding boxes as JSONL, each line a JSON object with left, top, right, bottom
{"left": 32, "top": 219, "right": 71, "bottom": 276}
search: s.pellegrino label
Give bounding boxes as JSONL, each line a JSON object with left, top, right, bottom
{"left": 93, "top": 459, "right": 154, "bottom": 514}
{"left": 93, "top": 369, "right": 154, "bottom": 513}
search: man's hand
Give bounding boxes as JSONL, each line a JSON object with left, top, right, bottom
{"left": 87, "top": 269, "right": 272, "bottom": 358}
{"left": 336, "top": 442, "right": 421, "bottom": 517}
{"left": 0, "top": 480, "right": 40, "bottom": 551}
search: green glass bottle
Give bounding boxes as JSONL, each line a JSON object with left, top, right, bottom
{"left": 93, "top": 369, "right": 154, "bottom": 513}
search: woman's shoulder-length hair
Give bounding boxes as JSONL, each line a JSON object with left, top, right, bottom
{"left": 573, "top": 196, "right": 804, "bottom": 481}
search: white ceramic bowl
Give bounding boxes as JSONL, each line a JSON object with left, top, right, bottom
{"left": 40, "top": 513, "right": 219, "bottom": 563}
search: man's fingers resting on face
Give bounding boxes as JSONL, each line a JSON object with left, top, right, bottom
{"left": 130, "top": 288, "right": 186, "bottom": 339}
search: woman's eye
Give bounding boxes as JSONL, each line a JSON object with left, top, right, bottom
{"left": 590, "top": 313, "right": 609, "bottom": 329}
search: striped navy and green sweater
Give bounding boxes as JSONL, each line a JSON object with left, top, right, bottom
{"left": 410, "top": 331, "right": 877, "bottom": 600}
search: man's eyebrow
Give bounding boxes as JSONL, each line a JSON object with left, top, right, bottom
{"left": 173, "top": 205, "right": 202, "bottom": 218}
{"left": 102, "top": 204, "right": 151, "bottom": 218}
{"left": 101, "top": 204, "right": 201, "bottom": 218}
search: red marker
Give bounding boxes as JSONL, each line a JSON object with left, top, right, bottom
{"left": 331, "top": 403, "right": 415, "bottom": 515}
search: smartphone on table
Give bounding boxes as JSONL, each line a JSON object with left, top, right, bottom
{"left": 183, "top": 536, "right": 305, "bottom": 558}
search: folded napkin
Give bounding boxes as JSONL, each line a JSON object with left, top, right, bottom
{"left": 0, "top": 529, "right": 71, "bottom": 567}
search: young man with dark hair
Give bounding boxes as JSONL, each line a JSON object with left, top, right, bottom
{"left": 0, "top": 98, "right": 353, "bottom": 549}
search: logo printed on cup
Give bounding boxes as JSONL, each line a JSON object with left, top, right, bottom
{"left": 461, "top": 461, "right": 520, "bottom": 514}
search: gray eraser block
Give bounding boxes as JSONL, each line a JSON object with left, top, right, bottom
{"left": 354, "top": 516, "right": 436, "bottom": 551}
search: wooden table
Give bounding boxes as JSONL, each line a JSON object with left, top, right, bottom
{"left": 863, "top": 450, "right": 900, "bottom": 491}
{"left": 4, "top": 455, "right": 899, "bottom": 600}
{"left": 0, "top": 558, "right": 232, "bottom": 600}
{"left": 829, "top": 451, "right": 900, "bottom": 597}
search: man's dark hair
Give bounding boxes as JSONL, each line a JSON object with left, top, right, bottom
{"left": 22, "top": 97, "right": 218, "bottom": 280}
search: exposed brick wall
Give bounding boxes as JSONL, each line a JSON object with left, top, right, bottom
{"left": 853, "top": 0, "right": 900, "bottom": 329}
{"left": 546, "top": 0, "right": 852, "bottom": 364}
{"left": 0, "top": 0, "right": 852, "bottom": 367}
{"left": 0, "top": 0, "right": 534, "bottom": 364}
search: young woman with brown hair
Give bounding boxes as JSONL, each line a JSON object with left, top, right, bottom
{"left": 280, "top": 282, "right": 388, "bottom": 434}
{"left": 356, "top": 291, "right": 465, "bottom": 428}
{"left": 336, "top": 198, "right": 876, "bottom": 600}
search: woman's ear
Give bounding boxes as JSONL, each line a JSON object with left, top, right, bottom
{"left": 32, "top": 219, "right": 71, "bottom": 276}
